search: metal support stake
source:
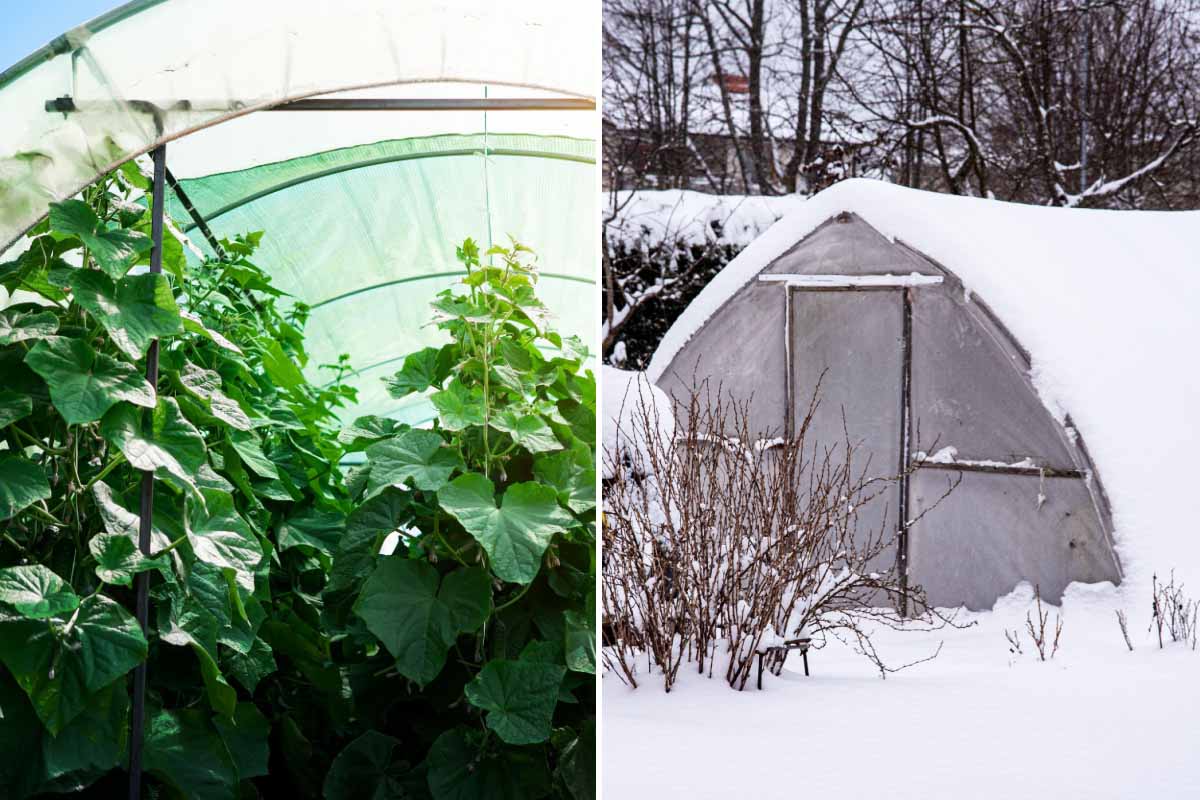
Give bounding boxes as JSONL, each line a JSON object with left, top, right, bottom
{"left": 896, "top": 287, "right": 914, "bottom": 617}
{"left": 165, "top": 168, "right": 226, "bottom": 260}
{"left": 129, "top": 143, "right": 166, "bottom": 800}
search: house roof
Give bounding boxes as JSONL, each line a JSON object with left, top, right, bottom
{"left": 649, "top": 178, "right": 1200, "bottom": 591}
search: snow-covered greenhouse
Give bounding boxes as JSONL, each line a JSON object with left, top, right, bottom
{"left": 648, "top": 178, "right": 1200, "bottom": 610}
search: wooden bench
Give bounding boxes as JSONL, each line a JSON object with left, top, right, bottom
{"left": 756, "top": 637, "right": 812, "bottom": 689}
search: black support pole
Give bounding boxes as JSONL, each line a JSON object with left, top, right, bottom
{"left": 165, "top": 167, "right": 226, "bottom": 260}
{"left": 128, "top": 143, "right": 166, "bottom": 800}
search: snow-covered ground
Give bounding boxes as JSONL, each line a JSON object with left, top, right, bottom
{"left": 604, "top": 581, "right": 1200, "bottom": 799}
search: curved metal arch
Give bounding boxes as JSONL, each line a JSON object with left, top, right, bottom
{"left": 309, "top": 270, "right": 595, "bottom": 311}
{"left": 180, "top": 144, "right": 596, "bottom": 234}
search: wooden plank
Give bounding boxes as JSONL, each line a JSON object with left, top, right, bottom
{"left": 914, "top": 460, "right": 1087, "bottom": 479}
{"left": 759, "top": 273, "right": 943, "bottom": 289}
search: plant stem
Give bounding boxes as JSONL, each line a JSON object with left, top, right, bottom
{"left": 81, "top": 453, "right": 126, "bottom": 494}
{"left": 150, "top": 534, "right": 187, "bottom": 559}
{"left": 13, "top": 425, "right": 68, "bottom": 455}
{"left": 27, "top": 503, "right": 65, "bottom": 527}
{"left": 494, "top": 580, "right": 533, "bottom": 614}
{"left": 433, "top": 513, "right": 468, "bottom": 567}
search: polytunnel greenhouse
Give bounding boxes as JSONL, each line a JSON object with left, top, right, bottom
{"left": 0, "top": 2, "right": 599, "bottom": 798}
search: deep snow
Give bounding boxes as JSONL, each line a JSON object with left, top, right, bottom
{"left": 604, "top": 582, "right": 1200, "bottom": 799}
{"left": 601, "top": 366, "right": 675, "bottom": 480}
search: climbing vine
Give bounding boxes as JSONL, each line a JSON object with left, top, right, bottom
{"left": 0, "top": 166, "right": 357, "bottom": 798}
{"left": 326, "top": 237, "right": 596, "bottom": 799}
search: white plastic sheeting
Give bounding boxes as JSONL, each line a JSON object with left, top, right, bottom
{"left": 0, "top": 0, "right": 598, "bottom": 250}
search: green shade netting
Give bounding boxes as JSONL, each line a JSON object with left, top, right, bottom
{"left": 166, "top": 133, "right": 596, "bottom": 426}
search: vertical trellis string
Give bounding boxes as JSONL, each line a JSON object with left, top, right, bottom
{"left": 482, "top": 85, "right": 494, "bottom": 259}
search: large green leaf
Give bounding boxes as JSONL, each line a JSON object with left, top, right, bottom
{"left": 556, "top": 721, "right": 595, "bottom": 800}
{"left": 365, "top": 429, "right": 464, "bottom": 495}
{"left": 178, "top": 361, "right": 252, "bottom": 430}
{"left": 338, "top": 414, "right": 405, "bottom": 451}
{"left": 225, "top": 637, "right": 276, "bottom": 694}
{"left": 49, "top": 199, "right": 152, "bottom": 278}
{"left": 0, "top": 565, "right": 79, "bottom": 618}
{"left": 353, "top": 559, "right": 491, "bottom": 685}
{"left": 228, "top": 429, "right": 279, "bottom": 479}
{"left": 91, "top": 481, "right": 173, "bottom": 555}
{"left": 101, "top": 398, "right": 205, "bottom": 492}
{"left": 278, "top": 506, "right": 345, "bottom": 555}
{"left": 533, "top": 442, "right": 596, "bottom": 514}
{"left": 323, "top": 730, "right": 412, "bottom": 800}
{"left": 430, "top": 380, "right": 486, "bottom": 431}
{"left": 143, "top": 708, "right": 239, "bottom": 800}
{"left": 0, "top": 594, "right": 147, "bottom": 734}
{"left": 185, "top": 490, "right": 263, "bottom": 591}
{"left": 490, "top": 409, "right": 562, "bottom": 454}
{"left": 154, "top": 583, "right": 238, "bottom": 719}
{"left": 326, "top": 489, "right": 410, "bottom": 613}
{"left": 69, "top": 270, "right": 182, "bottom": 359}
{"left": 88, "top": 533, "right": 170, "bottom": 586}
{"left": 180, "top": 310, "right": 243, "bottom": 354}
{"left": 40, "top": 680, "right": 130, "bottom": 791}
{"left": 0, "top": 389, "right": 33, "bottom": 428}
{"left": 386, "top": 345, "right": 453, "bottom": 398}
{"left": 261, "top": 340, "right": 305, "bottom": 391}
{"left": 563, "top": 610, "right": 596, "bottom": 674}
{"left": 0, "top": 455, "right": 51, "bottom": 520}
{"left": 465, "top": 660, "right": 565, "bottom": 745}
{"left": 0, "top": 307, "right": 58, "bottom": 346}
{"left": 213, "top": 703, "right": 270, "bottom": 780}
{"left": 437, "top": 475, "right": 575, "bottom": 584}
{"left": 25, "top": 338, "right": 155, "bottom": 424}
{"left": 425, "top": 728, "right": 550, "bottom": 800}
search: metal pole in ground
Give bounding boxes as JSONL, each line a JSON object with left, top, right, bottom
{"left": 128, "top": 142, "right": 166, "bottom": 800}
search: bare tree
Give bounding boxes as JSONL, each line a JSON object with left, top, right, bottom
{"left": 856, "top": 0, "right": 1200, "bottom": 206}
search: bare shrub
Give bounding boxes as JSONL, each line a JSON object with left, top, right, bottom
{"left": 603, "top": 375, "right": 962, "bottom": 691}
{"left": 1115, "top": 610, "right": 1134, "bottom": 652}
{"left": 1026, "top": 585, "right": 1064, "bottom": 661}
{"left": 1151, "top": 571, "right": 1199, "bottom": 650}
{"left": 1004, "top": 585, "right": 1063, "bottom": 661}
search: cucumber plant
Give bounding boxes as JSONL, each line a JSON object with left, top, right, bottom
{"left": 0, "top": 167, "right": 357, "bottom": 799}
{"left": 324, "top": 238, "right": 596, "bottom": 800}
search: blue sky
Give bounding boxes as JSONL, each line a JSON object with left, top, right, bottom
{"left": 0, "top": 2, "right": 120, "bottom": 74}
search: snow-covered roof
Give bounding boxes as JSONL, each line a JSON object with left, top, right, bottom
{"left": 648, "top": 178, "right": 1200, "bottom": 591}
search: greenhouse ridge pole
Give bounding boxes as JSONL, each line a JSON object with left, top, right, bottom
{"left": 128, "top": 143, "right": 166, "bottom": 800}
